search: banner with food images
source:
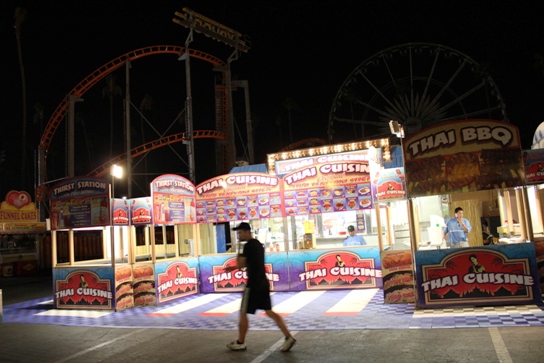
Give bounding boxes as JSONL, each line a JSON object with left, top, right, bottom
{"left": 282, "top": 161, "right": 372, "bottom": 217}
{"left": 115, "top": 265, "right": 134, "bottom": 310}
{"left": 150, "top": 174, "right": 196, "bottom": 225}
{"left": 403, "top": 119, "right": 524, "bottom": 197}
{"left": 415, "top": 244, "right": 541, "bottom": 308}
{"left": 380, "top": 250, "right": 415, "bottom": 304}
{"left": 195, "top": 173, "right": 282, "bottom": 223}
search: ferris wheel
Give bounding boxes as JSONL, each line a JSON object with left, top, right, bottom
{"left": 328, "top": 43, "right": 508, "bottom": 143}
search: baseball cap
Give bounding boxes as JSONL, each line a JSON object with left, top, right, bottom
{"left": 232, "top": 222, "right": 251, "bottom": 231}
{"left": 347, "top": 225, "right": 355, "bottom": 232}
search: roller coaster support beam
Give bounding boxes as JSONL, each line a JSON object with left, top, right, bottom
{"left": 68, "top": 95, "right": 83, "bottom": 178}
{"left": 179, "top": 22, "right": 196, "bottom": 183}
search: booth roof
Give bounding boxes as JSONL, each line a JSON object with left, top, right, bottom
{"left": 229, "top": 164, "right": 268, "bottom": 174}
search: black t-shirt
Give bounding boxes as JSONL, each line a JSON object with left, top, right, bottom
{"left": 242, "top": 238, "right": 266, "bottom": 287}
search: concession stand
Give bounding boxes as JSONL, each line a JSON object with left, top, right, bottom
{"left": 523, "top": 146, "right": 544, "bottom": 295}
{"left": 49, "top": 176, "right": 119, "bottom": 310}
{"left": 49, "top": 174, "right": 201, "bottom": 311}
{"left": 404, "top": 119, "right": 542, "bottom": 308}
{"left": 0, "top": 190, "right": 46, "bottom": 277}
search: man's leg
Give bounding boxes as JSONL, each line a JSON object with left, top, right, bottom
{"left": 238, "top": 311, "right": 249, "bottom": 343}
{"left": 265, "top": 309, "right": 290, "bottom": 337}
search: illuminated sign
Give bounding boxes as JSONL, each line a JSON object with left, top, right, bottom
{"left": 173, "top": 8, "right": 250, "bottom": 52}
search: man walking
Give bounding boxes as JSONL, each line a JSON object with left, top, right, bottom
{"left": 443, "top": 207, "right": 472, "bottom": 247}
{"left": 224, "top": 222, "right": 296, "bottom": 352}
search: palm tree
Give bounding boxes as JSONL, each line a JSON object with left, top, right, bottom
{"left": 14, "top": 7, "right": 27, "bottom": 187}
{"left": 282, "top": 98, "right": 299, "bottom": 145}
{"left": 102, "top": 74, "right": 122, "bottom": 159}
{"left": 275, "top": 115, "right": 283, "bottom": 148}
{"left": 33, "top": 103, "right": 44, "bottom": 142}
{"left": 139, "top": 93, "right": 154, "bottom": 185}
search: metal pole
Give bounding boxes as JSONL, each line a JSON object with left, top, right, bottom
{"left": 181, "top": 28, "right": 196, "bottom": 183}
{"left": 67, "top": 95, "right": 83, "bottom": 178}
{"left": 110, "top": 181, "right": 115, "bottom": 269}
{"left": 125, "top": 60, "right": 132, "bottom": 198}
{"left": 232, "top": 80, "right": 254, "bottom": 165}
{"left": 226, "top": 50, "right": 239, "bottom": 169}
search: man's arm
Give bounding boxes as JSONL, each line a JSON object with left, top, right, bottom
{"left": 224, "top": 254, "right": 247, "bottom": 272}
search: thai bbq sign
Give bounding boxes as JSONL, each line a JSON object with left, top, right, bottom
{"left": 403, "top": 119, "right": 524, "bottom": 197}
{"left": 195, "top": 173, "right": 282, "bottom": 223}
{"left": 415, "top": 244, "right": 541, "bottom": 308}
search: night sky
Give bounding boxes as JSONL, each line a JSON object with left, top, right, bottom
{"left": 1, "top": 0, "right": 544, "bottom": 198}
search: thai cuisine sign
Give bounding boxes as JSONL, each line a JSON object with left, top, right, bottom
{"left": 415, "top": 244, "right": 541, "bottom": 307}
{"left": 195, "top": 173, "right": 282, "bottom": 223}
{"left": 282, "top": 160, "right": 373, "bottom": 217}
{"left": 403, "top": 119, "right": 524, "bottom": 197}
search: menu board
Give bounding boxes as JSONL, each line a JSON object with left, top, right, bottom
{"left": 282, "top": 161, "right": 372, "bottom": 217}
{"left": 49, "top": 177, "right": 110, "bottom": 230}
{"left": 195, "top": 173, "right": 282, "bottom": 223}
{"left": 150, "top": 174, "right": 196, "bottom": 225}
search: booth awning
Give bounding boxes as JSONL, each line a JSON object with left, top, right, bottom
{"left": 229, "top": 164, "right": 268, "bottom": 174}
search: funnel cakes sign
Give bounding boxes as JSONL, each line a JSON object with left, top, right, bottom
{"left": 282, "top": 160, "right": 372, "bottom": 217}
{"left": 195, "top": 173, "right": 282, "bottom": 223}
{"left": 404, "top": 119, "right": 524, "bottom": 197}
{"left": 416, "top": 245, "right": 541, "bottom": 307}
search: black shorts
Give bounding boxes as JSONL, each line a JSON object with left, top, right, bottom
{"left": 240, "top": 281, "right": 271, "bottom": 314}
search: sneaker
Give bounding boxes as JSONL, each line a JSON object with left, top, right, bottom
{"left": 280, "top": 336, "right": 296, "bottom": 352}
{"left": 227, "top": 340, "right": 247, "bottom": 351}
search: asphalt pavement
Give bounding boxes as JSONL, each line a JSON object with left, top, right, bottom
{"left": 1, "top": 272, "right": 544, "bottom": 363}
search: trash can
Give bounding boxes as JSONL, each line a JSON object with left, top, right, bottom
{"left": 1, "top": 263, "right": 14, "bottom": 277}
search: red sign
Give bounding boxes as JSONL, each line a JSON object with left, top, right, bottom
{"left": 299, "top": 251, "right": 379, "bottom": 290}
{"left": 207, "top": 257, "right": 276, "bottom": 292}
{"left": 157, "top": 262, "right": 198, "bottom": 303}
{"left": 421, "top": 249, "right": 535, "bottom": 305}
{"left": 55, "top": 271, "right": 112, "bottom": 309}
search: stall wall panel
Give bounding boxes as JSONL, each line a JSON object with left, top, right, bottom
{"left": 288, "top": 248, "right": 382, "bottom": 291}
{"left": 199, "top": 253, "right": 290, "bottom": 293}
{"left": 415, "top": 244, "right": 542, "bottom": 308}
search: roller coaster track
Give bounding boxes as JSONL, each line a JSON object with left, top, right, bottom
{"left": 87, "top": 130, "right": 225, "bottom": 178}
{"left": 38, "top": 45, "right": 226, "bottom": 183}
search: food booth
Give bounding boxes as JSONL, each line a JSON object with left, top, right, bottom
{"left": 196, "top": 140, "right": 396, "bottom": 293}
{"left": 0, "top": 190, "right": 46, "bottom": 277}
{"left": 404, "top": 119, "right": 542, "bottom": 308}
{"left": 49, "top": 174, "right": 200, "bottom": 311}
